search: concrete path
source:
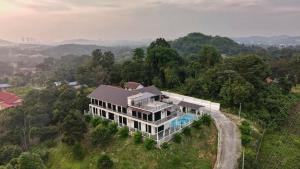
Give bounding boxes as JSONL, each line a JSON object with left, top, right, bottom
{"left": 204, "top": 108, "right": 241, "bottom": 169}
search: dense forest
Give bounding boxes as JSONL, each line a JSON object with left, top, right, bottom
{"left": 0, "top": 33, "right": 300, "bottom": 169}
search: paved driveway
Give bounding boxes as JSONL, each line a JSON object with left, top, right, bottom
{"left": 204, "top": 108, "right": 241, "bottom": 169}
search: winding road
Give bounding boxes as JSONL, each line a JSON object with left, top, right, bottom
{"left": 205, "top": 108, "right": 241, "bottom": 169}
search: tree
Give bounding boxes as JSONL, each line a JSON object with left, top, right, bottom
{"left": 198, "top": 45, "right": 222, "bottom": 67}
{"left": 133, "top": 48, "right": 145, "bottom": 61}
{"left": 62, "top": 110, "right": 87, "bottom": 145}
{"left": 18, "top": 152, "right": 46, "bottom": 169}
{"left": 220, "top": 78, "right": 254, "bottom": 106}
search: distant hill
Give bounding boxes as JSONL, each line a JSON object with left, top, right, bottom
{"left": 171, "top": 33, "right": 245, "bottom": 56}
{"left": 40, "top": 44, "right": 133, "bottom": 59}
{"left": 0, "top": 39, "right": 14, "bottom": 46}
{"left": 232, "top": 35, "right": 300, "bottom": 47}
{"left": 56, "top": 39, "right": 151, "bottom": 47}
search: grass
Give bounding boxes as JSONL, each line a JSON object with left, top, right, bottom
{"left": 257, "top": 84, "right": 300, "bottom": 169}
{"left": 7, "top": 86, "right": 34, "bottom": 97}
{"left": 45, "top": 125, "right": 217, "bottom": 169}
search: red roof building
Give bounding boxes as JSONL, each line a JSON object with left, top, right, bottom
{"left": 0, "top": 92, "right": 22, "bottom": 110}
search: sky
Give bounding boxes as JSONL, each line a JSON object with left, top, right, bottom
{"left": 0, "top": 0, "right": 300, "bottom": 43}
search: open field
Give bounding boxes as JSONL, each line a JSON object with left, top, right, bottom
{"left": 44, "top": 125, "right": 217, "bottom": 169}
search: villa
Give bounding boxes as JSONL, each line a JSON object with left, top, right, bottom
{"left": 88, "top": 84, "right": 205, "bottom": 144}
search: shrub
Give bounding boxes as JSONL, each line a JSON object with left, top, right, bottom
{"left": 62, "top": 135, "right": 75, "bottom": 145}
{"left": 182, "top": 127, "right": 191, "bottom": 136}
{"left": 192, "top": 119, "right": 202, "bottom": 129}
{"left": 18, "top": 152, "right": 46, "bottom": 169}
{"left": 201, "top": 114, "right": 212, "bottom": 126}
{"left": 144, "top": 139, "right": 156, "bottom": 150}
{"left": 91, "top": 126, "right": 112, "bottom": 146}
{"left": 84, "top": 115, "right": 92, "bottom": 123}
{"left": 173, "top": 133, "right": 182, "bottom": 143}
{"left": 102, "top": 119, "right": 109, "bottom": 126}
{"left": 44, "top": 140, "right": 57, "bottom": 148}
{"left": 92, "top": 118, "right": 102, "bottom": 127}
{"left": 72, "top": 143, "right": 85, "bottom": 160}
{"left": 97, "top": 154, "right": 113, "bottom": 169}
{"left": 160, "top": 142, "right": 169, "bottom": 149}
{"left": 118, "top": 127, "right": 129, "bottom": 138}
{"left": 239, "top": 121, "right": 251, "bottom": 135}
{"left": 133, "top": 132, "right": 142, "bottom": 144}
{"left": 0, "top": 145, "right": 22, "bottom": 165}
{"left": 241, "top": 135, "right": 252, "bottom": 146}
{"left": 108, "top": 122, "right": 118, "bottom": 134}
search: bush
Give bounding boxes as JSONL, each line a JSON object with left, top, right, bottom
{"left": 173, "top": 133, "right": 182, "bottom": 143}
{"left": 0, "top": 145, "right": 22, "bottom": 165}
{"left": 182, "top": 127, "right": 191, "bottom": 136}
{"left": 133, "top": 132, "right": 142, "bottom": 144}
{"left": 192, "top": 119, "right": 202, "bottom": 129}
{"left": 239, "top": 121, "right": 251, "bottom": 135}
{"left": 84, "top": 115, "right": 92, "bottom": 123}
{"left": 108, "top": 122, "right": 118, "bottom": 134}
{"left": 72, "top": 143, "right": 85, "bottom": 160}
{"left": 44, "top": 140, "right": 57, "bottom": 148}
{"left": 62, "top": 135, "right": 75, "bottom": 145}
{"left": 144, "top": 139, "right": 156, "bottom": 150}
{"left": 102, "top": 119, "right": 109, "bottom": 126}
{"left": 118, "top": 127, "right": 129, "bottom": 138}
{"left": 241, "top": 135, "right": 252, "bottom": 146}
{"left": 97, "top": 154, "right": 113, "bottom": 169}
{"left": 91, "top": 125, "right": 112, "bottom": 146}
{"left": 160, "top": 142, "right": 169, "bottom": 149}
{"left": 92, "top": 118, "right": 102, "bottom": 127}
{"left": 18, "top": 152, "right": 46, "bottom": 169}
{"left": 201, "top": 114, "right": 212, "bottom": 126}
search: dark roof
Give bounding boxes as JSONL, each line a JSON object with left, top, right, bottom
{"left": 88, "top": 85, "right": 138, "bottom": 107}
{"left": 178, "top": 101, "right": 204, "bottom": 110}
{"left": 124, "top": 82, "right": 143, "bottom": 89}
{"left": 136, "top": 86, "right": 162, "bottom": 96}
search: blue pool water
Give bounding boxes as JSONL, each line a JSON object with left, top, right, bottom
{"left": 171, "top": 114, "right": 196, "bottom": 128}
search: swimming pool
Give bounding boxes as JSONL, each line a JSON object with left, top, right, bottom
{"left": 171, "top": 114, "right": 196, "bottom": 128}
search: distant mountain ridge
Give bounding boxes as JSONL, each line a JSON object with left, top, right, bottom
{"left": 232, "top": 35, "right": 300, "bottom": 47}
{"left": 0, "top": 39, "right": 14, "bottom": 46}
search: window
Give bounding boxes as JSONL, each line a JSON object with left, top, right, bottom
{"left": 134, "top": 121, "right": 138, "bottom": 129}
{"left": 108, "top": 103, "right": 112, "bottom": 109}
{"left": 108, "top": 113, "right": 114, "bottom": 120}
{"left": 103, "top": 102, "right": 106, "bottom": 108}
{"left": 158, "top": 125, "right": 164, "bottom": 132}
{"left": 132, "top": 111, "right": 137, "bottom": 117}
{"left": 92, "top": 99, "right": 95, "bottom": 104}
{"left": 102, "top": 110, "right": 106, "bottom": 118}
{"left": 146, "top": 125, "right": 152, "bottom": 133}
{"left": 138, "top": 112, "right": 142, "bottom": 119}
{"left": 123, "top": 117, "right": 127, "bottom": 125}
{"left": 95, "top": 99, "right": 99, "bottom": 105}
{"left": 122, "top": 107, "right": 127, "bottom": 114}
{"left": 148, "top": 114, "right": 153, "bottom": 121}
{"left": 117, "top": 106, "right": 121, "bottom": 112}
{"left": 99, "top": 100, "right": 103, "bottom": 106}
{"left": 119, "top": 116, "right": 122, "bottom": 124}
{"left": 113, "top": 105, "right": 116, "bottom": 111}
{"left": 143, "top": 114, "right": 147, "bottom": 121}
{"left": 167, "top": 111, "right": 171, "bottom": 116}
{"left": 154, "top": 111, "right": 161, "bottom": 121}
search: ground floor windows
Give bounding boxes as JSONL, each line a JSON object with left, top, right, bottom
{"left": 108, "top": 112, "right": 114, "bottom": 120}
{"left": 158, "top": 125, "right": 164, "bottom": 133}
{"left": 102, "top": 110, "right": 106, "bottom": 118}
{"left": 146, "top": 124, "right": 152, "bottom": 133}
{"left": 134, "top": 120, "right": 141, "bottom": 130}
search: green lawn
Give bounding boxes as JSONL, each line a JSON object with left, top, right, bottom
{"left": 46, "top": 125, "right": 217, "bottom": 169}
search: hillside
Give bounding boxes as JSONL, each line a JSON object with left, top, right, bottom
{"left": 0, "top": 39, "right": 14, "bottom": 46}
{"left": 171, "top": 33, "right": 246, "bottom": 56}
